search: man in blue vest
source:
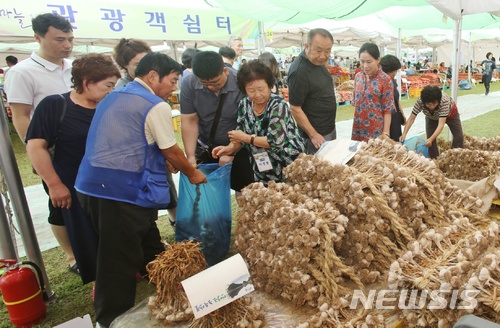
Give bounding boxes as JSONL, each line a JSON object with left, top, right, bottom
{"left": 75, "top": 52, "right": 206, "bottom": 328}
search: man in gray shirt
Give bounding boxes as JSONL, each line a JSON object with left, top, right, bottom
{"left": 180, "top": 51, "right": 253, "bottom": 191}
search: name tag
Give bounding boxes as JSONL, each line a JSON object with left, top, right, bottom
{"left": 252, "top": 149, "right": 273, "bottom": 172}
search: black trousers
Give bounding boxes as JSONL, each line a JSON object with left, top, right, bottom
{"left": 482, "top": 74, "right": 492, "bottom": 94}
{"left": 77, "top": 193, "right": 164, "bottom": 327}
{"left": 425, "top": 114, "right": 464, "bottom": 159}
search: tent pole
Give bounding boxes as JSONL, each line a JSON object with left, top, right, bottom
{"left": 396, "top": 28, "right": 402, "bottom": 60}
{"left": 396, "top": 28, "right": 402, "bottom": 101}
{"left": 468, "top": 33, "right": 472, "bottom": 82}
{"left": 258, "top": 21, "right": 266, "bottom": 55}
{"left": 450, "top": 16, "right": 462, "bottom": 101}
{"left": 171, "top": 41, "right": 178, "bottom": 62}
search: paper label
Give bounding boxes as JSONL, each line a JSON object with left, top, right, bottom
{"left": 315, "top": 138, "right": 363, "bottom": 165}
{"left": 181, "top": 254, "right": 254, "bottom": 319}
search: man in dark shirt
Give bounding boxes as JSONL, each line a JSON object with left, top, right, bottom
{"left": 219, "top": 46, "right": 236, "bottom": 69}
{"left": 288, "top": 28, "right": 336, "bottom": 154}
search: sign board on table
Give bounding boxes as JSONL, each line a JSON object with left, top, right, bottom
{"left": 181, "top": 254, "right": 254, "bottom": 319}
{"left": 315, "top": 138, "right": 363, "bottom": 165}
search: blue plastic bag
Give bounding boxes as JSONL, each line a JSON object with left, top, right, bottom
{"left": 404, "top": 136, "right": 429, "bottom": 158}
{"left": 459, "top": 79, "right": 472, "bottom": 90}
{"left": 175, "top": 163, "right": 232, "bottom": 266}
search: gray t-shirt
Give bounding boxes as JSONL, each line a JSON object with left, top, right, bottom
{"left": 288, "top": 51, "right": 337, "bottom": 136}
{"left": 180, "top": 69, "right": 243, "bottom": 146}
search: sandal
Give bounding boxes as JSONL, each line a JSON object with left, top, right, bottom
{"left": 168, "top": 217, "right": 176, "bottom": 227}
{"left": 68, "top": 263, "right": 80, "bottom": 275}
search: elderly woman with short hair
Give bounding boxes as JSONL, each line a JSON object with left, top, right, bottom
{"left": 212, "top": 60, "right": 304, "bottom": 184}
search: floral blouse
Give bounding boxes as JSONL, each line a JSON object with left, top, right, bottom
{"left": 351, "top": 69, "right": 395, "bottom": 141}
{"left": 237, "top": 94, "right": 305, "bottom": 183}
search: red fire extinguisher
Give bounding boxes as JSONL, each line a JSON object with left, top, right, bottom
{"left": 0, "top": 259, "right": 47, "bottom": 328}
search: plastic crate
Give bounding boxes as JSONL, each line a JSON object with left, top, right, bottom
{"left": 409, "top": 87, "right": 422, "bottom": 98}
{"left": 172, "top": 109, "right": 181, "bottom": 132}
{"left": 172, "top": 116, "right": 181, "bottom": 132}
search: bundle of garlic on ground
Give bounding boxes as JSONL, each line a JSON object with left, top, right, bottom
{"left": 236, "top": 137, "right": 495, "bottom": 327}
{"left": 145, "top": 241, "right": 265, "bottom": 327}
{"left": 146, "top": 241, "right": 207, "bottom": 325}
{"left": 189, "top": 296, "right": 264, "bottom": 328}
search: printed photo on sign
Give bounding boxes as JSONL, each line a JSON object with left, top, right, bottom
{"left": 181, "top": 254, "right": 254, "bottom": 319}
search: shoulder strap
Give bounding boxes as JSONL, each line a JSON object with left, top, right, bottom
{"left": 58, "top": 94, "right": 67, "bottom": 125}
{"left": 54, "top": 94, "right": 68, "bottom": 141}
{"left": 207, "top": 93, "right": 227, "bottom": 147}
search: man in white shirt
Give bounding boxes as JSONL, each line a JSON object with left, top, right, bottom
{"left": 5, "top": 13, "right": 73, "bottom": 142}
{"left": 228, "top": 36, "right": 244, "bottom": 70}
{"left": 4, "top": 12, "right": 76, "bottom": 273}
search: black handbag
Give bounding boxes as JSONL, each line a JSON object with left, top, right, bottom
{"left": 195, "top": 93, "right": 227, "bottom": 164}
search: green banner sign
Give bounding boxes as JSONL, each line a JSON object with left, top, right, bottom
{"left": 0, "top": 2, "right": 259, "bottom": 41}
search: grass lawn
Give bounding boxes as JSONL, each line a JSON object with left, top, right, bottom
{"left": 1, "top": 81, "right": 499, "bottom": 327}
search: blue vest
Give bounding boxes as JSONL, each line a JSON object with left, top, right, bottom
{"left": 75, "top": 81, "right": 170, "bottom": 208}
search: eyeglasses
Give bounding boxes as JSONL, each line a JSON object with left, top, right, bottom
{"left": 198, "top": 72, "right": 225, "bottom": 87}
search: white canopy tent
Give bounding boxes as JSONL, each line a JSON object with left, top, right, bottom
{"left": 208, "top": 0, "right": 500, "bottom": 100}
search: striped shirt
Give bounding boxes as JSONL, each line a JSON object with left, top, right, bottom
{"left": 412, "top": 93, "right": 456, "bottom": 120}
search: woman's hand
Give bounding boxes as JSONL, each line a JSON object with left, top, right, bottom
{"left": 399, "top": 133, "right": 406, "bottom": 143}
{"left": 424, "top": 138, "right": 433, "bottom": 147}
{"left": 212, "top": 145, "right": 232, "bottom": 159}
{"left": 228, "top": 130, "right": 248, "bottom": 144}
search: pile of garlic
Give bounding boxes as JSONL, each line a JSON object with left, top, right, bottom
{"left": 438, "top": 135, "right": 500, "bottom": 153}
{"left": 435, "top": 148, "right": 500, "bottom": 182}
{"left": 236, "top": 137, "right": 495, "bottom": 327}
{"left": 389, "top": 219, "right": 499, "bottom": 327}
{"left": 463, "top": 135, "right": 500, "bottom": 152}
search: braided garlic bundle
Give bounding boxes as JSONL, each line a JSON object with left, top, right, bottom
{"left": 236, "top": 181, "right": 362, "bottom": 309}
{"left": 284, "top": 154, "right": 404, "bottom": 283}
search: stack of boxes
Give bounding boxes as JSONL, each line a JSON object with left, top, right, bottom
{"left": 169, "top": 91, "right": 181, "bottom": 132}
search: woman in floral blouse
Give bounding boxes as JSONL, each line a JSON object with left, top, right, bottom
{"left": 212, "top": 60, "right": 304, "bottom": 184}
{"left": 351, "top": 42, "right": 395, "bottom": 142}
